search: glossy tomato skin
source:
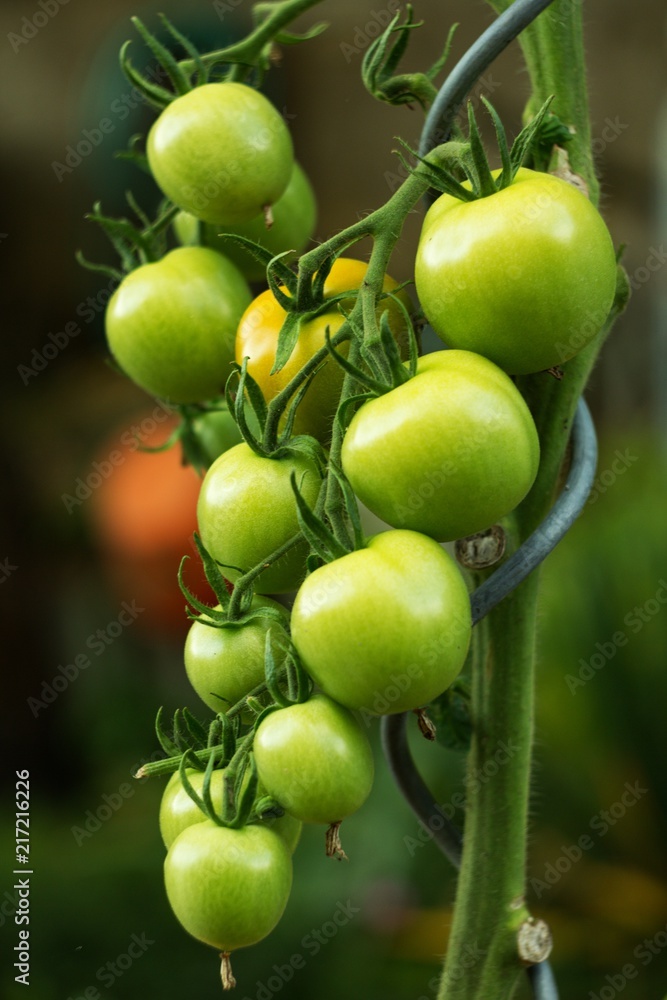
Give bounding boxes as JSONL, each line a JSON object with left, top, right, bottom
{"left": 253, "top": 694, "right": 374, "bottom": 824}
{"left": 105, "top": 247, "right": 252, "bottom": 403}
{"left": 190, "top": 409, "right": 243, "bottom": 465}
{"left": 184, "top": 597, "right": 289, "bottom": 713}
{"left": 164, "top": 820, "right": 292, "bottom": 952}
{"left": 147, "top": 82, "right": 293, "bottom": 225}
{"left": 197, "top": 443, "right": 322, "bottom": 594}
{"left": 415, "top": 168, "right": 617, "bottom": 374}
{"left": 236, "top": 257, "right": 412, "bottom": 441}
{"left": 174, "top": 162, "right": 317, "bottom": 282}
{"left": 291, "top": 530, "right": 472, "bottom": 715}
{"left": 159, "top": 769, "right": 302, "bottom": 852}
{"left": 341, "top": 350, "right": 540, "bottom": 542}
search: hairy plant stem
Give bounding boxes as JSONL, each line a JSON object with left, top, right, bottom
{"left": 437, "top": 3, "right": 622, "bottom": 996}
{"left": 178, "top": 0, "right": 326, "bottom": 79}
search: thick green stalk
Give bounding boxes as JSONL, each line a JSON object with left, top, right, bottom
{"left": 437, "top": 3, "right": 614, "bottom": 996}
{"left": 487, "top": 0, "right": 597, "bottom": 200}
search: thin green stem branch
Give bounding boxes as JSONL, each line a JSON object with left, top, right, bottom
{"left": 178, "top": 0, "right": 326, "bottom": 78}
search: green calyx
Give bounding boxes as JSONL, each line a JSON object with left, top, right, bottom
{"left": 406, "top": 95, "right": 557, "bottom": 203}
{"left": 76, "top": 194, "right": 178, "bottom": 278}
{"left": 362, "top": 4, "right": 457, "bottom": 110}
{"left": 120, "top": 1, "right": 328, "bottom": 109}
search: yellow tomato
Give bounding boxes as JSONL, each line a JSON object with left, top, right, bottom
{"left": 235, "top": 258, "right": 412, "bottom": 441}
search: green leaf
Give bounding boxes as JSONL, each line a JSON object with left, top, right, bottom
{"left": 428, "top": 680, "right": 473, "bottom": 751}
{"left": 270, "top": 310, "right": 302, "bottom": 376}
{"left": 290, "top": 471, "right": 348, "bottom": 563}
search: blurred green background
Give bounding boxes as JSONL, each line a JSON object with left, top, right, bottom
{"left": 1, "top": 0, "right": 666, "bottom": 998}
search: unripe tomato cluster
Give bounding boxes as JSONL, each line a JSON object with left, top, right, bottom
{"left": 98, "top": 73, "right": 617, "bottom": 988}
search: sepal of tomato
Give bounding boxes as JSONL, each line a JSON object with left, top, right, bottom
{"left": 159, "top": 768, "right": 302, "bottom": 852}
{"left": 341, "top": 349, "right": 540, "bottom": 541}
{"left": 290, "top": 530, "right": 472, "bottom": 714}
{"left": 415, "top": 168, "right": 618, "bottom": 373}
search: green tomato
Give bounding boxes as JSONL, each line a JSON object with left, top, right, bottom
{"left": 290, "top": 530, "right": 472, "bottom": 715}
{"left": 340, "top": 350, "right": 540, "bottom": 541}
{"left": 105, "top": 247, "right": 251, "bottom": 403}
{"left": 415, "top": 168, "right": 617, "bottom": 374}
{"left": 147, "top": 82, "right": 294, "bottom": 225}
{"left": 159, "top": 769, "right": 302, "bottom": 852}
{"left": 164, "top": 820, "right": 292, "bottom": 952}
{"left": 197, "top": 443, "right": 322, "bottom": 594}
{"left": 253, "top": 694, "right": 374, "bottom": 824}
{"left": 184, "top": 597, "right": 289, "bottom": 714}
{"left": 190, "top": 409, "right": 243, "bottom": 465}
{"left": 174, "top": 162, "right": 317, "bottom": 282}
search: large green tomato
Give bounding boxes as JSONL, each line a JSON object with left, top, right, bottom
{"left": 159, "top": 769, "right": 302, "bottom": 852}
{"left": 105, "top": 247, "right": 251, "bottom": 403}
{"left": 184, "top": 597, "right": 289, "bottom": 714}
{"left": 197, "top": 443, "right": 322, "bottom": 593}
{"left": 173, "top": 162, "right": 317, "bottom": 282}
{"left": 290, "top": 530, "right": 472, "bottom": 715}
{"left": 341, "top": 350, "right": 540, "bottom": 541}
{"left": 415, "top": 168, "right": 617, "bottom": 374}
{"left": 147, "top": 82, "right": 293, "bottom": 225}
{"left": 164, "top": 820, "right": 292, "bottom": 952}
{"left": 253, "top": 694, "right": 374, "bottom": 824}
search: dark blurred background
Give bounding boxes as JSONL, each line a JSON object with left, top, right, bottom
{"left": 1, "top": 0, "right": 666, "bottom": 997}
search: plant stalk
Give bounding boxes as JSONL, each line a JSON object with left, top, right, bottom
{"left": 436, "top": 2, "right": 621, "bottom": 995}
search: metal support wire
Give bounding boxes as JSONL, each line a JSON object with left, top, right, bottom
{"left": 379, "top": 2, "right": 594, "bottom": 996}
{"left": 419, "top": 0, "right": 556, "bottom": 157}
{"left": 472, "top": 396, "right": 597, "bottom": 624}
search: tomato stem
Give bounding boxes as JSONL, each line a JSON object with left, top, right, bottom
{"left": 434, "top": 4, "right": 630, "bottom": 995}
